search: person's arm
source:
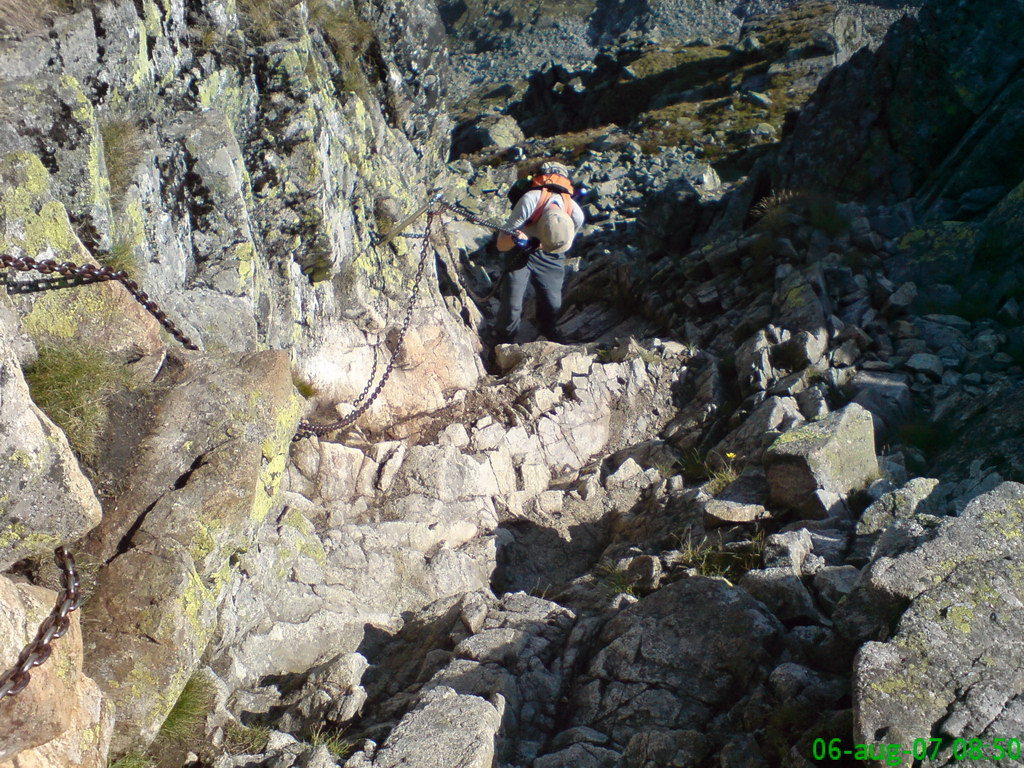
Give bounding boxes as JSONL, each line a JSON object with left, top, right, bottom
{"left": 570, "top": 200, "right": 585, "bottom": 231}
{"left": 497, "top": 192, "right": 537, "bottom": 251}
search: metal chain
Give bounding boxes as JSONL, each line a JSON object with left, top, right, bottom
{"left": 435, "top": 200, "right": 520, "bottom": 238}
{"left": 0, "top": 254, "right": 199, "bottom": 350}
{"left": 437, "top": 213, "right": 506, "bottom": 303}
{"left": 3, "top": 272, "right": 106, "bottom": 294}
{"left": 295, "top": 210, "right": 437, "bottom": 439}
{"left": 0, "top": 547, "right": 81, "bottom": 702}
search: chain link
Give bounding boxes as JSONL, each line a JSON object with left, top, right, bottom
{"left": 0, "top": 254, "right": 199, "bottom": 350}
{"left": 0, "top": 547, "right": 81, "bottom": 702}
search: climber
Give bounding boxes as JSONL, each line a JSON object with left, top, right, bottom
{"left": 493, "top": 161, "right": 586, "bottom": 345}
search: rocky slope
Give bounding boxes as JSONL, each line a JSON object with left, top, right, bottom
{"left": 0, "top": 0, "right": 1022, "bottom": 767}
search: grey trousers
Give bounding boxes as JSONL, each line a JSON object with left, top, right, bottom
{"left": 495, "top": 250, "right": 566, "bottom": 343}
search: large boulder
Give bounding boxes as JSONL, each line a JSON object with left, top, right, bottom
{"left": 346, "top": 686, "right": 502, "bottom": 768}
{"left": 764, "top": 403, "right": 879, "bottom": 518}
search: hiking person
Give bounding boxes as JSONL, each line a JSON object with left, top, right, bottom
{"left": 493, "top": 161, "right": 586, "bottom": 345}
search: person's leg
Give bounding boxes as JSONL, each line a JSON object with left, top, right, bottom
{"left": 529, "top": 252, "right": 566, "bottom": 342}
{"left": 494, "top": 262, "right": 531, "bottom": 344}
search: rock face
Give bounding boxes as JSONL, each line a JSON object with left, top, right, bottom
{"left": 0, "top": 578, "right": 113, "bottom": 768}
{"left": 80, "top": 350, "right": 300, "bottom": 751}
{"left": 0, "top": 315, "right": 101, "bottom": 570}
{"left": 854, "top": 483, "right": 1024, "bottom": 763}
{"left": 769, "top": 0, "right": 1024, "bottom": 206}
{"left": 0, "top": 0, "right": 1022, "bottom": 766}
{"left": 572, "top": 578, "right": 782, "bottom": 744}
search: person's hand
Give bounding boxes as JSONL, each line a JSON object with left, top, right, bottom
{"left": 513, "top": 230, "right": 529, "bottom": 248}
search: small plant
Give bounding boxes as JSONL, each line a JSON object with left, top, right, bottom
{"left": 896, "top": 415, "right": 957, "bottom": 460}
{"left": 312, "top": 2, "right": 375, "bottom": 95}
{"left": 752, "top": 189, "right": 797, "bottom": 233}
{"left": 762, "top": 702, "right": 818, "bottom": 764}
{"left": 153, "top": 673, "right": 217, "bottom": 753}
{"left": 309, "top": 724, "right": 356, "bottom": 760}
{"left": 224, "top": 722, "right": 272, "bottom": 755}
{"left": 704, "top": 454, "right": 739, "bottom": 496}
{"left": 107, "top": 754, "right": 157, "bottom": 768}
{"left": 674, "top": 529, "right": 764, "bottom": 583}
{"left": 292, "top": 373, "right": 318, "bottom": 398}
{"left": 680, "top": 447, "right": 708, "bottom": 481}
{"left": 594, "top": 561, "right": 639, "bottom": 597}
{"left": 24, "top": 342, "right": 133, "bottom": 460}
{"left": 636, "top": 346, "right": 663, "bottom": 366}
{"left": 804, "top": 191, "right": 847, "bottom": 236}
{"left": 0, "top": 0, "right": 65, "bottom": 33}
{"left": 99, "top": 231, "right": 142, "bottom": 280}
{"left": 100, "top": 119, "right": 148, "bottom": 209}
{"left": 652, "top": 458, "right": 680, "bottom": 478}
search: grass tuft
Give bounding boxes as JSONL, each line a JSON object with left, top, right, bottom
{"left": 99, "top": 232, "right": 142, "bottom": 280}
{"left": 100, "top": 120, "right": 148, "bottom": 209}
{"left": 236, "top": 0, "right": 297, "bottom": 40}
{"left": 154, "top": 673, "right": 217, "bottom": 751}
{"left": 309, "top": 724, "right": 356, "bottom": 759}
{"left": 752, "top": 189, "right": 797, "bottom": 233}
{"left": 292, "top": 374, "right": 318, "bottom": 399}
{"left": 0, "top": 0, "right": 64, "bottom": 33}
{"left": 107, "top": 754, "right": 157, "bottom": 768}
{"left": 224, "top": 722, "right": 272, "bottom": 756}
{"left": 24, "top": 342, "right": 133, "bottom": 460}
{"left": 594, "top": 561, "right": 640, "bottom": 597}
{"left": 680, "top": 448, "right": 739, "bottom": 495}
{"left": 674, "top": 530, "right": 765, "bottom": 583}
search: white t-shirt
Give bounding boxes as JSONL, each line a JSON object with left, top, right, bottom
{"left": 506, "top": 189, "right": 586, "bottom": 242}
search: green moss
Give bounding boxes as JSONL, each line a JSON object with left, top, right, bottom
{"left": 23, "top": 283, "right": 120, "bottom": 340}
{"left": 252, "top": 390, "right": 302, "bottom": 520}
{"left": 107, "top": 753, "right": 158, "bottom": 768}
{"left": 181, "top": 568, "right": 217, "bottom": 639}
{"left": 945, "top": 604, "right": 974, "bottom": 634}
{"left": 0, "top": 521, "right": 61, "bottom": 557}
{"left": 141, "top": 0, "right": 161, "bottom": 36}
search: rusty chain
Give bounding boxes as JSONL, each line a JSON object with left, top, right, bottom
{"left": 0, "top": 253, "right": 199, "bottom": 350}
{"left": 295, "top": 208, "right": 437, "bottom": 439}
{"left": 0, "top": 547, "right": 81, "bottom": 702}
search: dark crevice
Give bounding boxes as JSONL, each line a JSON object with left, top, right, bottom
{"left": 109, "top": 451, "right": 211, "bottom": 561}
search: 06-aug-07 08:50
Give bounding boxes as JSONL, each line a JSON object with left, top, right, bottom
{"left": 812, "top": 736, "right": 1024, "bottom": 764}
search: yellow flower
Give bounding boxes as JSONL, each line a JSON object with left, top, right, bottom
{"left": 725, "top": 452, "right": 736, "bottom": 459}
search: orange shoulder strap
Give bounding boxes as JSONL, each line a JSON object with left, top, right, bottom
{"left": 527, "top": 189, "right": 553, "bottom": 226}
